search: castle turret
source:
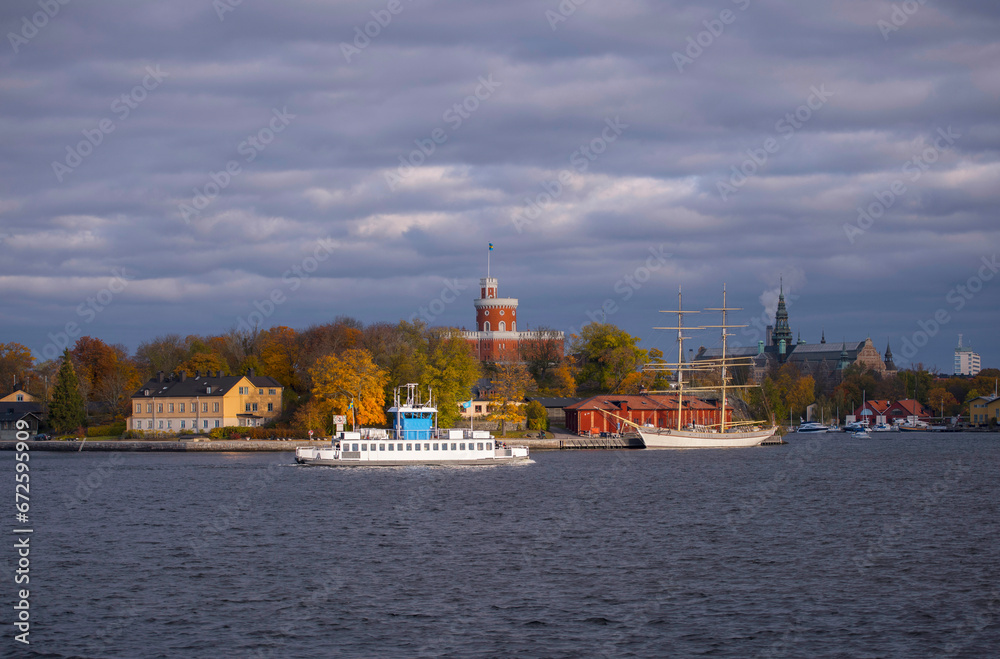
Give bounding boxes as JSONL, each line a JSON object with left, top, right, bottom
{"left": 474, "top": 276, "right": 518, "bottom": 332}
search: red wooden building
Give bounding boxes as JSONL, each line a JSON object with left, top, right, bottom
{"left": 564, "top": 394, "right": 731, "bottom": 435}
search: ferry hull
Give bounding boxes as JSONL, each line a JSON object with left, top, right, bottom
{"left": 296, "top": 456, "right": 530, "bottom": 467}
{"left": 295, "top": 445, "right": 530, "bottom": 466}
{"left": 637, "top": 426, "right": 778, "bottom": 449}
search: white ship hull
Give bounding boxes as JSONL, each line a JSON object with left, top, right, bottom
{"left": 295, "top": 441, "right": 529, "bottom": 467}
{"left": 637, "top": 426, "right": 778, "bottom": 449}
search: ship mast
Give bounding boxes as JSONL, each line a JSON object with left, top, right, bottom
{"left": 702, "top": 284, "right": 746, "bottom": 432}
{"left": 655, "top": 286, "right": 701, "bottom": 431}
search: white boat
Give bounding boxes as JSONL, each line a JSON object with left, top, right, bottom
{"left": 295, "top": 384, "right": 530, "bottom": 467}
{"left": 851, "top": 428, "right": 871, "bottom": 439}
{"left": 871, "top": 422, "right": 895, "bottom": 432}
{"left": 634, "top": 285, "right": 778, "bottom": 449}
{"left": 795, "top": 422, "right": 830, "bottom": 433}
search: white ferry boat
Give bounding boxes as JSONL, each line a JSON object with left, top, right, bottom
{"left": 295, "top": 384, "right": 529, "bottom": 467}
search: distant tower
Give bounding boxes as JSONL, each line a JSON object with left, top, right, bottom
{"left": 772, "top": 278, "right": 793, "bottom": 347}
{"left": 821, "top": 329, "right": 826, "bottom": 344}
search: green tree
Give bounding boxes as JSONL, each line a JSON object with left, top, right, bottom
{"left": 422, "top": 330, "right": 482, "bottom": 428}
{"left": 50, "top": 349, "right": 86, "bottom": 432}
{"left": 570, "top": 323, "right": 648, "bottom": 394}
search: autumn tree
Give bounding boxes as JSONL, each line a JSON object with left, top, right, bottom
{"left": 177, "top": 351, "right": 229, "bottom": 377}
{"left": 926, "top": 387, "right": 959, "bottom": 418}
{"left": 95, "top": 347, "right": 142, "bottom": 419}
{"left": 50, "top": 350, "right": 86, "bottom": 432}
{"left": 487, "top": 360, "right": 533, "bottom": 435}
{"left": 259, "top": 326, "right": 300, "bottom": 389}
{"left": 0, "top": 342, "right": 34, "bottom": 394}
{"left": 543, "top": 362, "right": 578, "bottom": 397}
{"left": 71, "top": 336, "right": 118, "bottom": 403}
{"left": 310, "top": 348, "right": 389, "bottom": 428}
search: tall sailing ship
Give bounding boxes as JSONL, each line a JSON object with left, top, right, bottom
{"left": 630, "top": 286, "right": 779, "bottom": 449}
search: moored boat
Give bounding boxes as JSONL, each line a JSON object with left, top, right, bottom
{"left": 796, "top": 422, "right": 831, "bottom": 433}
{"left": 631, "top": 285, "right": 778, "bottom": 449}
{"left": 295, "top": 384, "right": 529, "bottom": 466}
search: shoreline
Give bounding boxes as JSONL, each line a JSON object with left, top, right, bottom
{"left": 0, "top": 438, "right": 567, "bottom": 452}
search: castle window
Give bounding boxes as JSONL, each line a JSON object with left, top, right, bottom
{"left": 512, "top": 321, "right": 515, "bottom": 331}
{"left": 484, "top": 310, "right": 489, "bottom": 316}
{"left": 484, "top": 322, "right": 490, "bottom": 331}
{"left": 499, "top": 321, "right": 506, "bottom": 331}
{"left": 500, "top": 309, "right": 505, "bottom": 316}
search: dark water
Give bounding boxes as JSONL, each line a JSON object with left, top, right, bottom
{"left": 5, "top": 433, "right": 1000, "bottom": 658}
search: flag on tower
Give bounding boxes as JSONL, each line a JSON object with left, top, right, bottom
{"left": 488, "top": 243, "right": 493, "bottom": 251}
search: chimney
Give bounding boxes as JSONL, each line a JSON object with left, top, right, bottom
{"left": 247, "top": 368, "right": 255, "bottom": 378}
{"left": 216, "top": 370, "right": 222, "bottom": 378}
{"left": 157, "top": 371, "right": 164, "bottom": 382}
{"left": 765, "top": 325, "right": 773, "bottom": 346}
{"left": 195, "top": 370, "right": 201, "bottom": 378}
{"left": 179, "top": 371, "right": 187, "bottom": 382}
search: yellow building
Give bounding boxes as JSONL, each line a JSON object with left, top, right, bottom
{"left": 969, "top": 396, "right": 1000, "bottom": 426}
{"left": 0, "top": 389, "right": 37, "bottom": 403}
{"left": 126, "top": 369, "right": 282, "bottom": 433}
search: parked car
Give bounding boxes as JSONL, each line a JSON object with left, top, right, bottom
{"left": 34, "top": 433, "right": 50, "bottom": 441}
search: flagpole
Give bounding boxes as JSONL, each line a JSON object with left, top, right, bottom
{"left": 487, "top": 245, "right": 490, "bottom": 279}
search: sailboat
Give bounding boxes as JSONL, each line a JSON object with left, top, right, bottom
{"left": 629, "top": 285, "right": 779, "bottom": 449}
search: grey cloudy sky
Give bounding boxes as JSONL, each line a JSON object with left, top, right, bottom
{"left": 1, "top": 0, "right": 997, "bottom": 371}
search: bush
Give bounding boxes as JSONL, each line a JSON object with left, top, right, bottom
{"left": 87, "top": 423, "right": 126, "bottom": 437}
{"left": 208, "top": 426, "right": 313, "bottom": 440}
{"left": 525, "top": 400, "right": 549, "bottom": 431}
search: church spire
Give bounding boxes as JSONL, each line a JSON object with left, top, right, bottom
{"left": 884, "top": 338, "right": 896, "bottom": 372}
{"left": 772, "top": 276, "right": 793, "bottom": 347}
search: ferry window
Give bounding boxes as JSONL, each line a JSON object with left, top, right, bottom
{"left": 388, "top": 443, "right": 394, "bottom": 451}
{"left": 451, "top": 443, "right": 457, "bottom": 450}
{"left": 406, "top": 443, "right": 412, "bottom": 451}
{"left": 424, "top": 443, "right": 430, "bottom": 451}
{"left": 477, "top": 443, "right": 484, "bottom": 450}
{"left": 379, "top": 443, "right": 385, "bottom": 451}
{"left": 433, "top": 443, "right": 439, "bottom": 450}
{"left": 361, "top": 444, "right": 367, "bottom": 451}
{"left": 460, "top": 443, "right": 466, "bottom": 450}
{"left": 415, "top": 443, "right": 421, "bottom": 451}
{"left": 486, "top": 443, "right": 492, "bottom": 450}
{"left": 397, "top": 443, "right": 403, "bottom": 451}
{"left": 352, "top": 443, "right": 359, "bottom": 451}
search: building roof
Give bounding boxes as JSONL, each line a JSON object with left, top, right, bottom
{"left": 131, "top": 371, "right": 281, "bottom": 399}
{"left": 526, "top": 397, "right": 585, "bottom": 409}
{"left": 696, "top": 340, "right": 866, "bottom": 363}
{"left": 886, "top": 399, "right": 932, "bottom": 416}
{"left": 0, "top": 402, "right": 42, "bottom": 422}
{"left": 565, "top": 394, "right": 718, "bottom": 412}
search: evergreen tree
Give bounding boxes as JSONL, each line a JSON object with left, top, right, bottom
{"left": 50, "top": 349, "right": 86, "bottom": 432}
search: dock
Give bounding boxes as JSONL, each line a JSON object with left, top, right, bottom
{"left": 558, "top": 435, "right": 644, "bottom": 449}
